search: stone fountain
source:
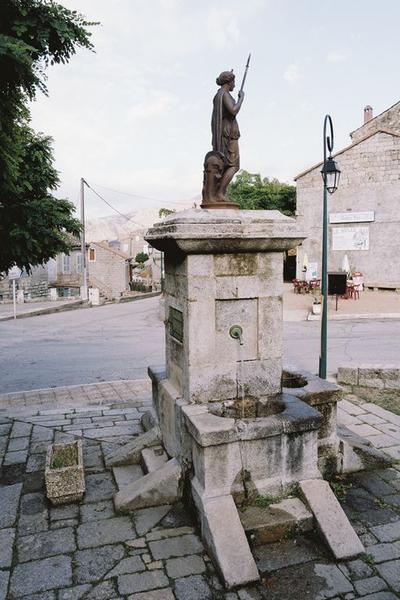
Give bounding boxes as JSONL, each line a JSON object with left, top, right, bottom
{"left": 108, "top": 64, "right": 368, "bottom": 589}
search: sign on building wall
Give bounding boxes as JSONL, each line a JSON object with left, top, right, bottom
{"left": 329, "top": 211, "right": 375, "bottom": 224}
{"left": 332, "top": 227, "right": 369, "bottom": 251}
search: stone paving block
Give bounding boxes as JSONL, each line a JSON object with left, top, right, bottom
{"left": 134, "top": 504, "right": 172, "bottom": 536}
{"left": 346, "top": 558, "right": 373, "bottom": 579}
{"left": 359, "top": 414, "right": 387, "bottom": 426}
{"left": 9, "top": 555, "right": 72, "bottom": 596}
{"left": 84, "top": 472, "right": 116, "bottom": 502}
{"left": 375, "top": 423, "right": 400, "bottom": 437}
{"left": 347, "top": 423, "right": 383, "bottom": 437}
{"left": 82, "top": 445, "right": 103, "bottom": 469}
{"left": 166, "top": 555, "right": 206, "bottom": 578}
{"left": 80, "top": 499, "right": 115, "bottom": 521}
{"left": 7, "top": 436, "right": 29, "bottom": 451}
{"left": 149, "top": 533, "right": 203, "bottom": 560}
{"left": 113, "top": 464, "right": 143, "bottom": 490}
{"left": 255, "top": 535, "right": 325, "bottom": 573}
{"left": 381, "top": 446, "right": 400, "bottom": 460}
{"left": 77, "top": 516, "right": 136, "bottom": 548}
{"left": 105, "top": 555, "right": 146, "bottom": 578}
{"left": 0, "top": 482, "right": 22, "bottom": 528}
{"left": 58, "top": 584, "right": 91, "bottom": 599}
{"left": 17, "top": 526, "right": 76, "bottom": 562}
{"left": 0, "top": 528, "right": 15, "bottom": 568}
{"left": 3, "top": 449, "right": 28, "bottom": 465}
{"left": 376, "top": 559, "right": 400, "bottom": 592}
{"left": 0, "top": 571, "right": 9, "bottom": 600}
{"left": 84, "top": 423, "right": 142, "bottom": 439}
{"left": 74, "top": 544, "right": 125, "bottom": 583}
{"left": 370, "top": 520, "right": 400, "bottom": 542}
{"left": 368, "top": 542, "right": 400, "bottom": 563}
{"left": 300, "top": 479, "right": 364, "bottom": 559}
{"left": 31, "top": 425, "right": 54, "bottom": 442}
{"left": 174, "top": 575, "right": 213, "bottom": 600}
{"left": 353, "top": 473, "right": 396, "bottom": 498}
{"left": 85, "top": 580, "right": 118, "bottom": 599}
{"left": 26, "top": 452, "right": 46, "bottom": 473}
{"left": 362, "top": 403, "right": 400, "bottom": 424}
{"left": 127, "top": 589, "right": 175, "bottom": 600}
{"left": 51, "top": 518, "right": 78, "bottom": 530}
{"left": 118, "top": 570, "right": 169, "bottom": 595}
{"left": 145, "top": 526, "right": 195, "bottom": 542}
{"left": 18, "top": 492, "right": 48, "bottom": 534}
{"left": 354, "top": 576, "right": 387, "bottom": 596}
{"left": 10, "top": 421, "right": 32, "bottom": 437}
{"left": 368, "top": 434, "right": 399, "bottom": 449}
{"left": 50, "top": 504, "right": 79, "bottom": 521}
{"left": 362, "top": 593, "right": 400, "bottom": 600}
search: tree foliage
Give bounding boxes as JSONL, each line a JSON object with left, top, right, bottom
{"left": 135, "top": 252, "right": 149, "bottom": 264}
{"left": 0, "top": 0, "right": 96, "bottom": 273}
{"left": 158, "top": 208, "right": 176, "bottom": 219}
{"left": 228, "top": 170, "right": 296, "bottom": 216}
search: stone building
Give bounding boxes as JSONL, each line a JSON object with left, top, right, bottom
{"left": 295, "top": 101, "right": 400, "bottom": 287}
{"left": 87, "top": 241, "right": 132, "bottom": 299}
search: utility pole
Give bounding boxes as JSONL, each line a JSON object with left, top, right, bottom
{"left": 80, "top": 177, "right": 88, "bottom": 300}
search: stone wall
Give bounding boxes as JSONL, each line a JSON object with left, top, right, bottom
{"left": 351, "top": 101, "right": 400, "bottom": 142}
{"left": 296, "top": 131, "right": 400, "bottom": 285}
{"left": 337, "top": 364, "right": 400, "bottom": 401}
{"left": 88, "top": 243, "right": 129, "bottom": 299}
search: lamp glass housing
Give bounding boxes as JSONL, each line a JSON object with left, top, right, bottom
{"left": 321, "top": 157, "right": 341, "bottom": 194}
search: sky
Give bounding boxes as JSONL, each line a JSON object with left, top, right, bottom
{"left": 29, "top": 0, "right": 400, "bottom": 219}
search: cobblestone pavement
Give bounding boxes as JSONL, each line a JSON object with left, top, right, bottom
{"left": 0, "top": 383, "right": 399, "bottom": 599}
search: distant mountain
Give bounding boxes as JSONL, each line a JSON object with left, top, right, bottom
{"left": 85, "top": 199, "right": 199, "bottom": 242}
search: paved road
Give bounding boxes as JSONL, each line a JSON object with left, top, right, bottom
{"left": 0, "top": 296, "right": 399, "bottom": 393}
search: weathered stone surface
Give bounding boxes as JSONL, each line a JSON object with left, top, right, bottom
{"left": 50, "top": 503, "right": 79, "bottom": 521}
{"left": 85, "top": 580, "right": 117, "bottom": 599}
{"left": 113, "top": 465, "right": 143, "bottom": 490}
{"left": 0, "top": 483, "right": 22, "bottom": 528}
{"left": 376, "top": 560, "right": 400, "bottom": 592}
{"left": 84, "top": 472, "right": 116, "bottom": 502}
{"left": 337, "top": 367, "right": 359, "bottom": 386}
{"left": 141, "top": 446, "right": 168, "bottom": 473}
{"left": 8, "top": 436, "right": 29, "bottom": 451}
{"left": 370, "top": 520, "right": 400, "bottom": 542}
{"left": 313, "top": 563, "right": 354, "bottom": 597}
{"left": 77, "top": 516, "right": 135, "bottom": 548}
{"left": 18, "top": 527, "right": 76, "bottom": 562}
{"left": 199, "top": 494, "right": 259, "bottom": 588}
{"left": 18, "top": 491, "right": 48, "bottom": 534}
{"left": 166, "top": 555, "right": 206, "bottom": 578}
{"left": 134, "top": 504, "right": 172, "bottom": 536}
{"left": 145, "top": 526, "right": 195, "bottom": 542}
{"left": 105, "top": 427, "right": 161, "bottom": 467}
{"left": 58, "top": 584, "right": 91, "bottom": 600}
{"left": 75, "top": 544, "right": 125, "bottom": 583}
{"left": 239, "top": 497, "right": 313, "bottom": 545}
{"left": 3, "top": 449, "right": 28, "bottom": 465}
{"left": 354, "top": 577, "right": 387, "bottom": 596}
{"left": 254, "top": 535, "right": 325, "bottom": 573}
{"left": 105, "top": 555, "right": 146, "bottom": 578}
{"left": 118, "top": 570, "right": 169, "bottom": 595}
{"left": 80, "top": 500, "right": 114, "bottom": 522}
{"left": 300, "top": 479, "right": 364, "bottom": 559}
{"left": 0, "top": 572, "right": 9, "bottom": 600}
{"left": 149, "top": 534, "right": 203, "bottom": 560}
{"left": 0, "top": 528, "right": 15, "bottom": 568}
{"left": 10, "top": 421, "right": 32, "bottom": 437}
{"left": 10, "top": 555, "right": 72, "bottom": 596}
{"left": 114, "top": 458, "right": 182, "bottom": 511}
{"left": 174, "top": 575, "right": 213, "bottom": 600}
{"left": 368, "top": 542, "right": 400, "bottom": 563}
{"left": 127, "top": 589, "right": 175, "bottom": 600}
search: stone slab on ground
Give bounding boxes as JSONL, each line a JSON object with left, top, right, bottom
{"left": 114, "top": 457, "right": 182, "bottom": 511}
{"left": 9, "top": 555, "right": 72, "bottom": 596}
{"left": 300, "top": 479, "right": 364, "bottom": 559}
{"left": 0, "top": 482, "right": 22, "bottom": 528}
{"left": 239, "top": 497, "right": 313, "bottom": 545}
{"left": 141, "top": 446, "right": 168, "bottom": 473}
{"left": 105, "top": 427, "right": 161, "bottom": 467}
{"left": 113, "top": 464, "right": 144, "bottom": 490}
{"left": 200, "top": 494, "right": 260, "bottom": 588}
{"left": 134, "top": 504, "right": 172, "bottom": 536}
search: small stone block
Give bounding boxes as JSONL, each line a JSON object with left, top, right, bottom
{"left": 300, "top": 479, "right": 364, "bottom": 559}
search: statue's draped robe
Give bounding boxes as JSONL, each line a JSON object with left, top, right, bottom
{"left": 211, "top": 90, "right": 240, "bottom": 169}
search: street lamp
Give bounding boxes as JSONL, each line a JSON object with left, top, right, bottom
{"left": 319, "top": 115, "right": 341, "bottom": 379}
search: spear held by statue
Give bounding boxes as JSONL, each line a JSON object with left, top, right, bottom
{"left": 239, "top": 53, "right": 251, "bottom": 95}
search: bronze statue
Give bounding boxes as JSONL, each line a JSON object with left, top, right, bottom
{"left": 201, "top": 56, "right": 250, "bottom": 209}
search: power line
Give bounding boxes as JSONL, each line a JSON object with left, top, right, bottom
{"left": 84, "top": 181, "right": 141, "bottom": 225}
{"left": 89, "top": 182, "right": 191, "bottom": 207}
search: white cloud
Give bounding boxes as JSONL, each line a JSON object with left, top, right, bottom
{"left": 206, "top": 7, "right": 240, "bottom": 49}
{"left": 127, "top": 91, "right": 178, "bottom": 120}
{"left": 327, "top": 52, "right": 347, "bottom": 64}
{"left": 283, "top": 64, "right": 303, "bottom": 85}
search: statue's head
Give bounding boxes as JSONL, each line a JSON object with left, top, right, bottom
{"left": 216, "top": 70, "right": 235, "bottom": 91}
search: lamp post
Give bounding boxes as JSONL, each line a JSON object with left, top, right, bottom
{"left": 319, "top": 115, "right": 341, "bottom": 379}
